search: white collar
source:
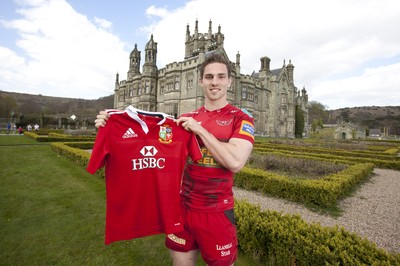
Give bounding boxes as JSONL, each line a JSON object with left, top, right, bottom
{"left": 125, "top": 105, "right": 173, "bottom": 134}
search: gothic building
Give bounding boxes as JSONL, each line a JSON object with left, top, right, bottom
{"left": 114, "top": 20, "right": 309, "bottom": 138}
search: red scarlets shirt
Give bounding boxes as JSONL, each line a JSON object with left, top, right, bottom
{"left": 87, "top": 106, "right": 202, "bottom": 244}
{"left": 180, "top": 104, "right": 255, "bottom": 212}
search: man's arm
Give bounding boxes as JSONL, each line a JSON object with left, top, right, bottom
{"left": 176, "top": 116, "right": 253, "bottom": 173}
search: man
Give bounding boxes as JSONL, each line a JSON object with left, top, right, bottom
{"left": 95, "top": 53, "right": 254, "bottom": 266}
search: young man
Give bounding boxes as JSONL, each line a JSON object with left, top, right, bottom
{"left": 95, "top": 53, "right": 254, "bottom": 266}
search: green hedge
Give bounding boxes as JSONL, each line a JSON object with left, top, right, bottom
{"left": 25, "top": 131, "right": 96, "bottom": 142}
{"left": 254, "top": 143, "right": 398, "bottom": 161}
{"left": 50, "top": 142, "right": 104, "bottom": 178}
{"left": 50, "top": 141, "right": 400, "bottom": 264}
{"left": 50, "top": 142, "right": 92, "bottom": 168}
{"left": 234, "top": 163, "right": 374, "bottom": 208}
{"left": 235, "top": 200, "right": 400, "bottom": 265}
{"left": 254, "top": 148, "right": 400, "bottom": 170}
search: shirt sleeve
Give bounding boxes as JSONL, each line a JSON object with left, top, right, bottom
{"left": 231, "top": 111, "right": 255, "bottom": 144}
{"left": 87, "top": 126, "right": 109, "bottom": 174}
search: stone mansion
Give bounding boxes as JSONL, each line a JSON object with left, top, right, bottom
{"left": 113, "top": 20, "right": 309, "bottom": 138}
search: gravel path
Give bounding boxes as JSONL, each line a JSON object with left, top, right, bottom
{"left": 233, "top": 168, "right": 400, "bottom": 254}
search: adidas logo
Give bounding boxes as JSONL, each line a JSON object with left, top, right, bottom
{"left": 122, "top": 128, "right": 138, "bottom": 139}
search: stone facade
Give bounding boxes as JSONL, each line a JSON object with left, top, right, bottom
{"left": 333, "top": 122, "right": 366, "bottom": 140}
{"left": 114, "top": 20, "right": 309, "bottom": 137}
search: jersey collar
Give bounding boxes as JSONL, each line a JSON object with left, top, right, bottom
{"left": 125, "top": 106, "right": 173, "bottom": 134}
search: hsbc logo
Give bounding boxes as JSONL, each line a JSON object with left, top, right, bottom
{"left": 140, "top": 146, "right": 158, "bottom": 156}
{"left": 133, "top": 146, "right": 165, "bottom": 170}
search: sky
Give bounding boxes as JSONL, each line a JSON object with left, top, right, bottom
{"left": 1, "top": 0, "right": 400, "bottom": 110}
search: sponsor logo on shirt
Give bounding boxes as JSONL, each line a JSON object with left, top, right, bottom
{"left": 132, "top": 146, "right": 166, "bottom": 170}
{"left": 192, "top": 147, "right": 221, "bottom": 168}
{"left": 122, "top": 128, "right": 138, "bottom": 138}
{"left": 216, "top": 119, "right": 232, "bottom": 126}
{"left": 216, "top": 242, "right": 233, "bottom": 257}
{"left": 140, "top": 146, "right": 158, "bottom": 156}
{"left": 239, "top": 120, "right": 254, "bottom": 139}
{"left": 167, "top": 234, "right": 186, "bottom": 245}
{"left": 159, "top": 124, "right": 173, "bottom": 144}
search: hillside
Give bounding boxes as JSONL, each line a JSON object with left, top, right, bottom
{"left": 1, "top": 91, "right": 399, "bottom": 134}
{"left": 325, "top": 106, "right": 400, "bottom": 134}
{"left": 0, "top": 91, "right": 114, "bottom": 126}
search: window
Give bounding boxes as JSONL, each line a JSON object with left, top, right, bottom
{"left": 173, "top": 103, "right": 179, "bottom": 118}
{"left": 175, "top": 76, "right": 180, "bottom": 90}
{"left": 129, "top": 86, "right": 133, "bottom": 97}
{"left": 160, "top": 82, "right": 165, "bottom": 94}
{"left": 242, "top": 87, "right": 247, "bottom": 99}
{"left": 187, "top": 75, "right": 193, "bottom": 90}
{"left": 145, "top": 81, "right": 149, "bottom": 93}
{"left": 119, "top": 90, "right": 125, "bottom": 101}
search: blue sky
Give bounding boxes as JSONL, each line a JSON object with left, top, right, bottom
{"left": 1, "top": 0, "right": 400, "bottom": 110}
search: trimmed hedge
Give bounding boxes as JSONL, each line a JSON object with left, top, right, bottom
{"left": 25, "top": 131, "right": 95, "bottom": 142}
{"left": 254, "top": 148, "right": 400, "bottom": 170}
{"left": 255, "top": 143, "right": 398, "bottom": 161}
{"left": 50, "top": 140, "right": 400, "bottom": 264}
{"left": 50, "top": 141, "right": 104, "bottom": 178}
{"left": 50, "top": 142, "right": 92, "bottom": 168}
{"left": 235, "top": 200, "right": 400, "bottom": 265}
{"left": 235, "top": 163, "right": 374, "bottom": 208}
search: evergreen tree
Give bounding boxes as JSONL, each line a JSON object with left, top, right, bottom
{"left": 295, "top": 105, "right": 305, "bottom": 138}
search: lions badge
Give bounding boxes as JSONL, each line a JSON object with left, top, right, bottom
{"left": 159, "top": 124, "right": 173, "bottom": 144}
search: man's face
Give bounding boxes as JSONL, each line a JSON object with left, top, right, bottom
{"left": 200, "top": 62, "right": 232, "bottom": 103}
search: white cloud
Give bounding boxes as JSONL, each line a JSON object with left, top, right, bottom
{"left": 311, "top": 63, "right": 400, "bottom": 109}
{"left": 145, "top": 5, "right": 169, "bottom": 19}
{"left": 0, "top": 0, "right": 128, "bottom": 98}
{"left": 139, "top": 0, "right": 400, "bottom": 108}
{"left": 0, "top": 47, "right": 27, "bottom": 85}
{"left": 94, "top": 17, "right": 112, "bottom": 30}
{"left": 1, "top": 0, "right": 400, "bottom": 109}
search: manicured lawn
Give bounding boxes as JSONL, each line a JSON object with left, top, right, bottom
{"left": 0, "top": 135, "right": 258, "bottom": 265}
{"left": 0, "top": 136, "right": 173, "bottom": 265}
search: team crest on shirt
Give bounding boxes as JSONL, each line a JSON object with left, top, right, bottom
{"left": 159, "top": 124, "right": 173, "bottom": 144}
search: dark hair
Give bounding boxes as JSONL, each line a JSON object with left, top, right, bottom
{"left": 199, "top": 53, "right": 231, "bottom": 79}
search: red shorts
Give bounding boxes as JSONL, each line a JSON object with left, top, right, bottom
{"left": 165, "top": 208, "right": 237, "bottom": 266}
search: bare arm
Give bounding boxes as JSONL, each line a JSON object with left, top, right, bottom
{"left": 94, "top": 111, "right": 109, "bottom": 128}
{"left": 176, "top": 116, "right": 253, "bottom": 173}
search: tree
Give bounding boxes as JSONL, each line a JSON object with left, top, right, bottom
{"left": 0, "top": 94, "right": 17, "bottom": 118}
{"left": 311, "top": 118, "right": 324, "bottom": 132}
{"left": 308, "top": 100, "right": 328, "bottom": 123}
{"left": 365, "top": 127, "right": 370, "bottom": 137}
{"left": 295, "top": 105, "right": 305, "bottom": 138}
{"left": 340, "top": 110, "right": 350, "bottom": 122}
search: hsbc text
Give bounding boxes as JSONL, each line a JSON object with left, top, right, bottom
{"left": 132, "top": 157, "right": 166, "bottom": 170}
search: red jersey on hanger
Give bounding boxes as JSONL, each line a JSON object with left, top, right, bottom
{"left": 87, "top": 106, "right": 202, "bottom": 244}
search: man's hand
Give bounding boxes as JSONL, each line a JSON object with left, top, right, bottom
{"left": 94, "top": 111, "right": 109, "bottom": 128}
{"left": 175, "top": 117, "right": 202, "bottom": 134}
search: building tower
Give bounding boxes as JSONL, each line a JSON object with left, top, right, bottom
{"left": 137, "top": 35, "right": 158, "bottom": 111}
{"left": 127, "top": 44, "right": 141, "bottom": 80}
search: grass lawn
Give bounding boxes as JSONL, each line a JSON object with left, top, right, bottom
{"left": 0, "top": 135, "right": 258, "bottom": 265}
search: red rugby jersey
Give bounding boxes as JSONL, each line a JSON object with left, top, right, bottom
{"left": 180, "top": 104, "right": 255, "bottom": 212}
{"left": 87, "top": 106, "right": 202, "bottom": 244}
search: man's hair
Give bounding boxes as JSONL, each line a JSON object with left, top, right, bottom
{"left": 199, "top": 53, "right": 231, "bottom": 79}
